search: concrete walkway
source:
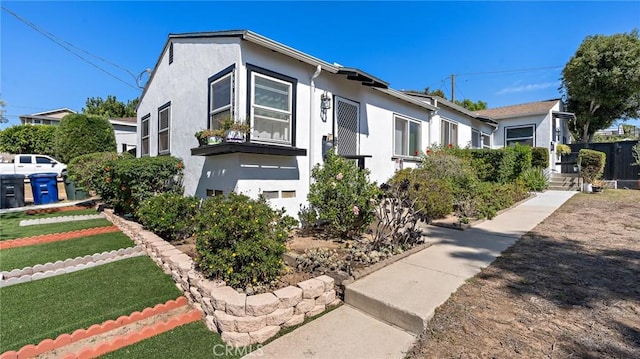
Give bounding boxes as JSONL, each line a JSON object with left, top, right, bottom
{"left": 246, "top": 190, "right": 577, "bottom": 359}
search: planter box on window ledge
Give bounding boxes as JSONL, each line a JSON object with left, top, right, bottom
{"left": 225, "top": 130, "right": 246, "bottom": 143}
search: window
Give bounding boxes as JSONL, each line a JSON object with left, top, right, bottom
{"left": 208, "top": 65, "right": 234, "bottom": 130}
{"left": 261, "top": 191, "right": 279, "bottom": 199}
{"left": 158, "top": 103, "right": 171, "bottom": 154}
{"left": 19, "top": 156, "right": 32, "bottom": 164}
{"left": 169, "top": 42, "right": 173, "bottom": 64}
{"left": 248, "top": 65, "right": 297, "bottom": 145}
{"left": 141, "top": 114, "right": 150, "bottom": 156}
{"left": 206, "top": 189, "right": 223, "bottom": 197}
{"left": 394, "top": 115, "right": 421, "bottom": 157}
{"left": 441, "top": 119, "right": 458, "bottom": 146}
{"left": 505, "top": 125, "right": 535, "bottom": 146}
{"left": 471, "top": 130, "right": 491, "bottom": 149}
{"left": 35, "top": 156, "right": 52, "bottom": 164}
{"left": 281, "top": 190, "right": 296, "bottom": 198}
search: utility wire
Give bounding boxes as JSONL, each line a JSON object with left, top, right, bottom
{"left": 456, "top": 65, "right": 562, "bottom": 77}
{"left": 2, "top": 6, "right": 138, "bottom": 90}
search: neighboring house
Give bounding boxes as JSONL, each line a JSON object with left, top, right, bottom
{"left": 19, "top": 109, "right": 137, "bottom": 155}
{"left": 475, "top": 99, "right": 575, "bottom": 171}
{"left": 137, "top": 30, "right": 437, "bottom": 215}
{"left": 404, "top": 93, "right": 498, "bottom": 149}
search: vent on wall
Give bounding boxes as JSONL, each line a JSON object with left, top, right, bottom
{"left": 169, "top": 42, "right": 173, "bottom": 64}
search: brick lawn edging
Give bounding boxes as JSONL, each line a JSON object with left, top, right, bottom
{"left": 0, "top": 297, "right": 189, "bottom": 359}
{"left": 0, "top": 226, "right": 120, "bottom": 250}
{"left": 103, "top": 209, "right": 341, "bottom": 347}
{"left": 0, "top": 246, "right": 144, "bottom": 287}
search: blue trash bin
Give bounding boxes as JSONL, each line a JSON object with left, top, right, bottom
{"left": 28, "top": 173, "right": 60, "bottom": 205}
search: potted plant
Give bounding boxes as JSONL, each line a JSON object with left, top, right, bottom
{"left": 225, "top": 121, "right": 251, "bottom": 143}
{"left": 578, "top": 149, "right": 606, "bottom": 193}
{"left": 592, "top": 179, "right": 604, "bottom": 193}
{"left": 194, "top": 129, "right": 224, "bottom": 146}
{"left": 556, "top": 144, "right": 572, "bottom": 156}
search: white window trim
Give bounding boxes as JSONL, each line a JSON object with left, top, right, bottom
{"left": 158, "top": 105, "right": 171, "bottom": 155}
{"left": 209, "top": 72, "right": 233, "bottom": 129}
{"left": 250, "top": 72, "right": 293, "bottom": 145}
{"left": 141, "top": 115, "right": 150, "bottom": 156}
{"left": 505, "top": 125, "right": 535, "bottom": 146}
{"left": 482, "top": 133, "right": 491, "bottom": 149}
{"left": 393, "top": 114, "right": 422, "bottom": 158}
{"left": 441, "top": 118, "right": 458, "bottom": 146}
{"left": 471, "top": 129, "right": 492, "bottom": 149}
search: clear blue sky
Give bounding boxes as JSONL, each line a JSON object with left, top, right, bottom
{"left": 2, "top": 1, "right": 639, "bottom": 129}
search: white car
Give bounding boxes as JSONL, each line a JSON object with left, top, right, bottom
{"left": 0, "top": 154, "right": 67, "bottom": 177}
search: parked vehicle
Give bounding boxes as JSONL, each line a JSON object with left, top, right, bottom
{"left": 0, "top": 154, "right": 67, "bottom": 176}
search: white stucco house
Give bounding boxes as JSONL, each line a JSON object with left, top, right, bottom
{"left": 475, "top": 99, "right": 574, "bottom": 170}
{"left": 136, "top": 30, "right": 575, "bottom": 214}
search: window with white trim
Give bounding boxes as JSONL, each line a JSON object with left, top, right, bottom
{"left": 209, "top": 66, "right": 234, "bottom": 130}
{"left": 505, "top": 125, "right": 534, "bottom": 146}
{"left": 471, "top": 129, "right": 491, "bottom": 149}
{"left": 394, "top": 115, "right": 421, "bottom": 157}
{"left": 141, "top": 114, "right": 150, "bottom": 156}
{"left": 441, "top": 119, "right": 458, "bottom": 146}
{"left": 250, "top": 70, "right": 294, "bottom": 145}
{"left": 158, "top": 103, "right": 170, "bottom": 154}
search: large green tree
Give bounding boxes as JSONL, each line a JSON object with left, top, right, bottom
{"left": 54, "top": 114, "right": 116, "bottom": 163}
{"left": 82, "top": 95, "right": 138, "bottom": 118}
{"left": 409, "top": 87, "right": 488, "bottom": 111}
{"left": 561, "top": 30, "right": 640, "bottom": 143}
{"left": 0, "top": 125, "right": 58, "bottom": 156}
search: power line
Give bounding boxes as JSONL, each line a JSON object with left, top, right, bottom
{"left": 456, "top": 65, "right": 563, "bottom": 77}
{"left": 2, "top": 6, "right": 138, "bottom": 90}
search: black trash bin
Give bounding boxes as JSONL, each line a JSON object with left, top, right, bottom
{"left": 0, "top": 174, "right": 26, "bottom": 209}
{"left": 62, "top": 172, "right": 89, "bottom": 201}
{"left": 28, "top": 173, "right": 60, "bottom": 205}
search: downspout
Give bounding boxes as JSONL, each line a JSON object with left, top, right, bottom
{"left": 309, "top": 65, "right": 322, "bottom": 178}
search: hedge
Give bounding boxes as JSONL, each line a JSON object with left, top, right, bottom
{"left": 578, "top": 149, "right": 606, "bottom": 183}
{"left": 54, "top": 114, "right": 117, "bottom": 163}
{"left": 531, "top": 147, "right": 549, "bottom": 168}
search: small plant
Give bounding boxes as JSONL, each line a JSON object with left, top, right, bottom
{"left": 194, "top": 193, "right": 297, "bottom": 288}
{"left": 556, "top": 144, "right": 572, "bottom": 156}
{"left": 632, "top": 143, "right": 640, "bottom": 174}
{"left": 138, "top": 193, "right": 200, "bottom": 242}
{"left": 195, "top": 117, "right": 251, "bottom": 145}
{"left": 298, "top": 204, "right": 319, "bottom": 233}
{"left": 296, "top": 248, "right": 347, "bottom": 273}
{"left": 194, "top": 129, "right": 223, "bottom": 146}
{"left": 521, "top": 167, "right": 549, "bottom": 192}
{"left": 308, "top": 150, "right": 380, "bottom": 240}
{"left": 578, "top": 149, "right": 606, "bottom": 184}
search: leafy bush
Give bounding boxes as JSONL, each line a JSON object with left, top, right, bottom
{"left": 510, "top": 143, "right": 533, "bottom": 179}
{"left": 0, "top": 125, "right": 58, "bottom": 157}
{"left": 308, "top": 150, "right": 380, "bottom": 240}
{"left": 67, "top": 152, "right": 130, "bottom": 198}
{"left": 54, "top": 114, "right": 116, "bottom": 163}
{"left": 421, "top": 147, "right": 478, "bottom": 190}
{"left": 471, "top": 180, "right": 529, "bottom": 219}
{"left": 138, "top": 193, "right": 200, "bottom": 242}
{"left": 388, "top": 168, "right": 454, "bottom": 222}
{"left": 531, "top": 147, "right": 550, "bottom": 168}
{"left": 521, "top": 167, "right": 549, "bottom": 192}
{"left": 194, "top": 193, "right": 297, "bottom": 288}
{"left": 105, "top": 156, "right": 184, "bottom": 215}
{"left": 578, "top": 149, "right": 606, "bottom": 183}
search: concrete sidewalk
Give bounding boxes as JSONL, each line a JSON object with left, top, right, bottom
{"left": 246, "top": 191, "right": 577, "bottom": 359}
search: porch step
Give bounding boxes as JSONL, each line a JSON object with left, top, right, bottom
{"left": 549, "top": 173, "right": 581, "bottom": 191}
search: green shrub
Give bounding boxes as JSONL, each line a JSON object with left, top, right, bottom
{"left": 308, "top": 150, "right": 380, "bottom": 240}
{"left": 388, "top": 168, "right": 454, "bottom": 222}
{"left": 0, "top": 125, "right": 58, "bottom": 157}
{"left": 421, "top": 147, "right": 478, "bottom": 190}
{"left": 67, "top": 152, "right": 131, "bottom": 198}
{"left": 531, "top": 147, "right": 550, "bottom": 168}
{"left": 194, "top": 193, "right": 297, "bottom": 288}
{"left": 510, "top": 143, "right": 532, "bottom": 179}
{"left": 54, "top": 114, "right": 116, "bottom": 163}
{"left": 578, "top": 149, "right": 606, "bottom": 183}
{"left": 471, "top": 180, "right": 529, "bottom": 219}
{"left": 105, "top": 156, "right": 184, "bottom": 215}
{"left": 521, "top": 167, "right": 549, "bottom": 192}
{"left": 138, "top": 193, "right": 200, "bottom": 242}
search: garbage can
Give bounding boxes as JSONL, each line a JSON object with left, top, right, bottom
{"left": 0, "top": 174, "right": 26, "bottom": 209}
{"left": 62, "top": 173, "right": 89, "bottom": 201}
{"left": 28, "top": 173, "right": 60, "bottom": 205}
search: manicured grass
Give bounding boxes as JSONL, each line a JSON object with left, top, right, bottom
{"left": 0, "top": 208, "right": 97, "bottom": 222}
{"left": 101, "top": 321, "right": 245, "bottom": 359}
{"left": 0, "top": 256, "right": 182, "bottom": 352}
{"left": 0, "top": 232, "right": 134, "bottom": 272}
{"left": 0, "top": 217, "right": 113, "bottom": 241}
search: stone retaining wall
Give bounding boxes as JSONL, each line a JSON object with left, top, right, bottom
{"left": 103, "top": 209, "right": 341, "bottom": 347}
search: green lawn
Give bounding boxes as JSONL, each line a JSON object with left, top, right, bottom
{"left": 0, "top": 256, "right": 182, "bottom": 352}
{"left": 0, "top": 216, "right": 113, "bottom": 241}
{"left": 101, "top": 322, "right": 244, "bottom": 359}
{"left": 0, "top": 232, "right": 134, "bottom": 272}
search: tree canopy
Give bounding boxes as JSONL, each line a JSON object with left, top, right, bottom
{"left": 561, "top": 30, "right": 640, "bottom": 143}
{"left": 410, "top": 87, "right": 488, "bottom": 111}
{"left": 54, "top": 113, "right": 116, "bottom": 163}
{"left": 0, "top": 99, "right": 8, "bottom": 124}
{"left": 0, "top": 124, "right": 58, "bottom": 156}
{"left": 82, "top": 95, "right": 138, "bottom": 118}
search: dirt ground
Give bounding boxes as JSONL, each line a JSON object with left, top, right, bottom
{"left": 407, "top": 190, "right": 640, "bottom": 358}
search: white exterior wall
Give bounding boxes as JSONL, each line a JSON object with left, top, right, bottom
{"left": 431, "top": 106, "right": 495, "bottom": 149}
{"left": 138, "top": 37, "right": 433, "bottom": 216}
{"left": 112, "top": 124, "right": 137, "bottom": 153}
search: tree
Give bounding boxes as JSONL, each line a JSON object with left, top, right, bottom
{"left": 0, "top": 125, "right": 58, "bottom": 156}
{"left": 561, "top": 30, "right": 640, "bottom": 143}
{"left": 54, "top": 113, "right": 116, "bottom": 163}
{"left": 454, "top": 98, "right": 488, "bottom": 111}
{"left": 82, "top": 95, "right": 138, "bottom": 118}
{"left": 0, "top": 99, "right": 8, "bottom": 124}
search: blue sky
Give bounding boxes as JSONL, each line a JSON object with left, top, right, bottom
{"left": 2, "top": 1, "right": 639, "bottom": 129}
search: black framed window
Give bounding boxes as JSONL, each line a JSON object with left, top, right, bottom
{"left": 208, "top": 65, "right": 235, "bottom": 130}
{"left": 158, "top": 103, "right": 171, "bottom": 154}
{"left": 141, "top": 114, "right": 150, "bottom": 156}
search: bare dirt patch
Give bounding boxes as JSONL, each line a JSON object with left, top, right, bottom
{"left": 408, "top": 189, "right": 640, "bottom": 358}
